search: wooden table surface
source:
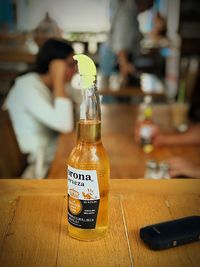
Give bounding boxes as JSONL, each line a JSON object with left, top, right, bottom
{"left": 48, "top": 104, "right": 200, "bottom": 179}
{"left": 0, "top": 178, "right": 199, "bottom": 267}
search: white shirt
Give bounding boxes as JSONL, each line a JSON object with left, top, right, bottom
{"left": 5, "top": 73, "right": 73, "bottom": 161}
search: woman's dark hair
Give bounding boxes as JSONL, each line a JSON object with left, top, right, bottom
{"left": 9, "top": 38, "right": 73, "bottom": 88}
{"left": 34, "top": 38, "right": 74, "bottom": 74}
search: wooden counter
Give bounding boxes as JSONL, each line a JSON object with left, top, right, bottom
{"left": 48, "top": 104, "right": 200, "bottom": 179}
{"left": 0, "top": 178, "right": 199, "bottom": 267}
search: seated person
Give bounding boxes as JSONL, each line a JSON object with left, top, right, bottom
{"left": 146, "top": 11, "right": 167, "bottom": 40}
{"left": 154, "top": 123, "right": 200, "bottom": 147}
{"left": 167, "top": 157, "right": 200, "bottom": 179}
{"left": 134, "top": 113, "right": 200, "bottom": 178}
{"left": 154, "top": 124, "right": 200, "bottom": 178}
{"left": 4, "top": 38, "right": 77, "bottom": 171}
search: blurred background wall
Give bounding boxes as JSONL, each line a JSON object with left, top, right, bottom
{"left": 16, "top": 0, "right": 110, "bottom": 32}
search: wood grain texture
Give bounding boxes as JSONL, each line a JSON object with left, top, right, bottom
{"left": 0, "top": 196, "right": 64, "bottom": 267}
{"left": 57, "top": 196, "right": 132, "bottom": 267}
{"left": 122, "top": 194, "right": 200, "bottom": 267}
{"left": 0, "top": 178, "right": 200, "bottom": 195}
{"left": 0, "top": 179, "right": 200, "bottom": 267}
{"left": 0, "top": 198, "right": 17, "bottom": 250}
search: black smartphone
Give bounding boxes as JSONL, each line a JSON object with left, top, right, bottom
{"left": 140, "top": 215, "right": 200, "bottom": 250}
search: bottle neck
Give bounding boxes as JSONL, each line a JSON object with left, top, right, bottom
{"left": 143, "top": 107, "right": 153, "bottom": 121}
{"left": 77, "top": 120, "right": 101, "bottom": 143}
{"left": 77, "top": 79, "right": 101, "bottom": 143}
{"left": 80, "top": 79, "right": 100, "bottom": 121}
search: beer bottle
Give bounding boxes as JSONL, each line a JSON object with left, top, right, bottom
{"left": 139, "top": 96, "right": 155, "bottom": 153}
{"left": 67, "top": 55, "right": 110, "bottom": 241}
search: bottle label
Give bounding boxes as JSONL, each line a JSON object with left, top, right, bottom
{"left": 67, "top": 165, "right": 100, "bottom": 229}
{"left": 140, "top": 125, "right": 153, "bottom": 144}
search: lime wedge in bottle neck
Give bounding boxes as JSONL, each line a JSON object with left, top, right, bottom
{"left": 73, "top": 54, "right": 96, "bottom": 89}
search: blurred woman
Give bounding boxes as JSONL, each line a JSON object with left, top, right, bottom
{"left": 153, "top": 124, "right": 200, "bottom": 178}
{"left": 4, "top": 38, "right": 77, "bottom": 175}
{"left": 135, "top": 122, "right": 200, "bottom": 178}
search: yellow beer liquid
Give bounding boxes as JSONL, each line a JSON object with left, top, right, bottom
{"left": 67, "top": 119, "right": 110, "bottom": 241}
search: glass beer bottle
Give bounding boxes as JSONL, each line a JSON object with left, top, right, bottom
{"left": 139, "top": 96, "right": 155, "bottom": 153}
{"left": 67, "top": 70, "right": 110, "bottom": 240}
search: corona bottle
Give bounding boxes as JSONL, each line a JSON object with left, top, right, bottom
{"left": 67, "top": 55, "right": 110, "bottom": 240}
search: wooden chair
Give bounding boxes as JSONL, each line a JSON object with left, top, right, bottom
{"left": 0, "top": 108, "right": 27, "bottom": 178}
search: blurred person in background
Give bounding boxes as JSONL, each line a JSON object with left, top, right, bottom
{"left": 167, "top": 157, "right": 200, "bottom": 179}
{"left": 153, "top": 124, "right": 200, "bottom": 147}
{"left": 153, "top": 122, "right": 200, "bottom": 179}
{"left": 99, "top": 0, "right": 154, "bottom": 89}
{"left": 134, "top": 73, "right": 200, "bottom": 178}
{"left": 135, "top": 119, "right": 200, "bottom": 178}
{"left": 153, "top": 80, "right": 200, "bottom": 178}
{"left": 4, "top": 38, "right": 77, "bottom": 173}
{"left": 148, "top": 11, "right": 166, "bottom": 39}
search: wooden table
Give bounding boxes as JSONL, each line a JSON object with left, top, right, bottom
{"left": 48, "top": 104, "right": 200, "bottom": 179}
{"left": 0, "top": 178, "right": 199, "bottom": 267}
